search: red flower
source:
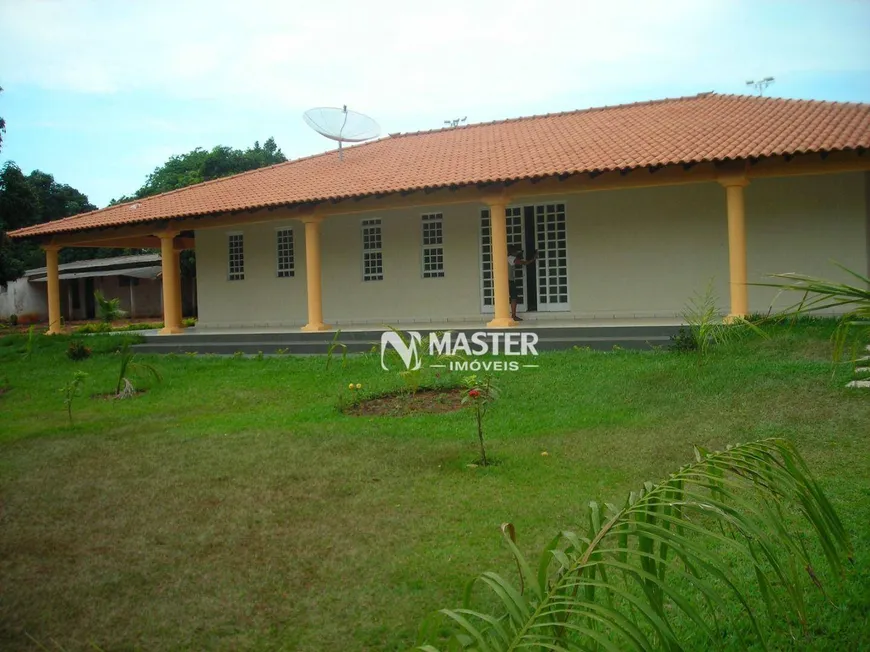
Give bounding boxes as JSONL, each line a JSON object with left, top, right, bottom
{"left": 468, "top": 389, "right": 481, "bottom": 398}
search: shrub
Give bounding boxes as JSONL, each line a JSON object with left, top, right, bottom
{"left": 8, "top": 313, "right": 18, "bottom": 326}
{"left": 67, "top": 340, "right": 92, "bottom": 361}
{"left": 668, "top": 326, "right": 697, "bottom": 352}
{"left": 182, "top": 317, "right": 197, "bottom": 327}
{"left": 75, "top": 322, "right": 112, "bottom": 334}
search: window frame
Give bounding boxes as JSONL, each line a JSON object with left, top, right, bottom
{"left": 361, "top": 218, "right": 384, "bottom": 282}
{"left": 275, "top": 226, "right": 295, "bottom": 278}
{"left": 227, "top": 231, "right": 245, "bottom": 281}
{"left": 420, "top": 212, "right": 445, "bottom": 278}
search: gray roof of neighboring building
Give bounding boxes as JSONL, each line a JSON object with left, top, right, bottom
{"left": 25, "top": 253, "right": 162, "bottom": 278}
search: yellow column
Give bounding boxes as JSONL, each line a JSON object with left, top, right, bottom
{"left": 301, "top": 217, "right": 330, "bottom": 331}
{"left": 43, "top": 245, "right": 63, "bottom": 334}
{"left": 157, "top": 232, "right": 183, "bottom": 335}
{"left": 720, "top": 177, "right": 750, "bottom": 318}
{"left": 173, "top": 246, "right": 184, "bottom": 324}
{"left": 486, "top": 199, "right": 516, "bottom": 328}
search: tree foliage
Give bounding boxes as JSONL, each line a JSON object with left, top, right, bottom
{"left": 0, "top": 163, "right": 42, "bottom": 286}
{"left": 0, "top": 85, "right": 6, "bottom": 152}
{"left": 0, "top": 164, "right": 105, "bottom": 281}
{"left": 112, "top": 138, "right": 286, "bottom": 203}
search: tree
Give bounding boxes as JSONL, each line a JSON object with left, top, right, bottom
{"left": 0, "top": 163, "right": 42, "bottom": 287}
{"left": 0, "top": 164, "right": 107, "bottom": 284}
{"left": 0, "top": 86, "right": 6, "bottom": 153}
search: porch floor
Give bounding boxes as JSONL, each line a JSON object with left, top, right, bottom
{"left": 185, "top": 316, "right": 684, "bottom": 335}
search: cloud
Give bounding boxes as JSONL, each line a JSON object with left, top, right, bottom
{"left": 4, "top": 0, "right": 867, "bottom": 120}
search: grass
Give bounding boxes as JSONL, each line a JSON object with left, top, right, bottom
{"left": 0, "top": 323, "right": 868, "bottom": 651}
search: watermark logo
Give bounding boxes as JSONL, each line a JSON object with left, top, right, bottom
{"left": 380, "top": 331, "right": 422, "bottom": 371}
{"left": 380, "top": 331, "right": 539, "bottom": 372}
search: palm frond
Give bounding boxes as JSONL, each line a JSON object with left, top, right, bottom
{"left": 418, "top": 439, "right": 851, "bottom": 651}
{"left": 754, "top": 265, "right": 870, "bottom": 363}
{"left": 94, "top": 290, "right": 128, "bottom": 323}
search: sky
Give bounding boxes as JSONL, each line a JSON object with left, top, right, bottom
{"left": 1, "top": 0, "right": 868, "bottom": 208}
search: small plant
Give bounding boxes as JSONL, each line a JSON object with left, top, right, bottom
{"left": 338, "top": 382, "right": 364, "bottom": 411}
{"left": 21, "top": 325, "right": 36, "bottom": 361}
{"left": 233, "top": 351, "right": 244, "bottom": 359}
{"left": 94, "top": 290, "right": 127, "bottom": 323}
{"left": 680, "top": 279, "right": 764, "bottom": 365}
{"left": 325, "top": 329, "right": 347, "bottom": 369}
{"left": 66, "top": 340, "right": 92, "bottom": 361}
{"left": 256, "top": 351, "right": 264, "bottom": 361}
{"left": 61, "top": 371, "right": 88, "bottom": 425}
{"left": 8, "top": 313, "right": 18, "bottom": 326}
{"left": 461, "top": 374, "right": 499, "bottom": 466}
{"left": 182, "top": 317, "right": 197, "bottom": 327}
{"left": 276, "top": 347, "right": 289, "bottom": 355}
{"left": 115, "top": 342, "right": 162, "bottom": 398}
{"left": 399, "top": 367, "right": 425, "bottom": 396}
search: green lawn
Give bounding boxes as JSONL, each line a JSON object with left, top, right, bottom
{"left": 0, "top": 324, "right": 868, "bottom": 651}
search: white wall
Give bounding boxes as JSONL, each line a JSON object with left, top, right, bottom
{"left": 193, "top": 171, "right": 868, "bottom": 327}
{"left": 0, "top": 279, "right": 47, "bottom": 320}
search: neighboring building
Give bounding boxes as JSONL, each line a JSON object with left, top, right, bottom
{"left": 0, "top": 254, "right": 196, "bottom": 322}
{"left": 7, "top": 93, "right": 870, "bottom": 335}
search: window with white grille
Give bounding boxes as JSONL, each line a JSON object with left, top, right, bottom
{"left": 361, "top": 219, "right": 383, "bottom": 281}
{"left": 276, "top": 228, "right": 295, "bottom": 278}
{"left": 228, "top": 232, "right": 245, "bottom": 281}
{"left": 421, "top": 213, "right": 444, "bottom": 278}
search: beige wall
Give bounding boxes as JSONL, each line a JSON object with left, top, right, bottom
{"left": 194, "top": 172, "right": 868, "bottom": 327}
{"left": 196, "top": 220, "right": 309, "bottom": 327}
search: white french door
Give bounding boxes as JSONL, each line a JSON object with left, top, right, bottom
{"left": 480, "top": 207, "right": 526, "bottom": 313}
{"left": 534, "top": 203, "right": 570, "bottom": 311}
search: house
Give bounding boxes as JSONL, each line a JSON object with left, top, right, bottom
{"left": 7, "top": 93, "right": 870, "bottom": 335}
{"left": 0, "top": 254, "right": 196, "bottom": 323}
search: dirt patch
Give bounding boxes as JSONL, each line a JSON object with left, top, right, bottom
{"left": 343, "top": 388, "right": 466, "bottom": 416}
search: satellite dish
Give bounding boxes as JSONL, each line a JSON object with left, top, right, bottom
{"left": 303, "top": 105, "right": 380, "bottom": 159}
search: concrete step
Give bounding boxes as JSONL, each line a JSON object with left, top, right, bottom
{"left": 153, "top": 324, "right": 681, "bottom": 345}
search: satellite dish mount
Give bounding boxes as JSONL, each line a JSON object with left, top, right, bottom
{"left": 303, "top": 105, "right": 380, "bottom": 160}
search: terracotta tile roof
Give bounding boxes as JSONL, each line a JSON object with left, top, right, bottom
{"left": 10, "top": 92, "right": 870, "bottom": 239}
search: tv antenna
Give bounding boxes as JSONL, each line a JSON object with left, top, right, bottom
{"left": 444, "top": 116, "right": 467, "bottom": 128}
{"left": 746, "top": 77, "right": 775, "bottom": 96}
{"left": 303, "top": 105, "right": 380, "bottom": 160}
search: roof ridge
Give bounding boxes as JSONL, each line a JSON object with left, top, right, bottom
{"left": 701, "top": 91, "right": 870, "bottom": 110}
{"left": 385, "top": 92, "right": 718, "bottom": 140}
